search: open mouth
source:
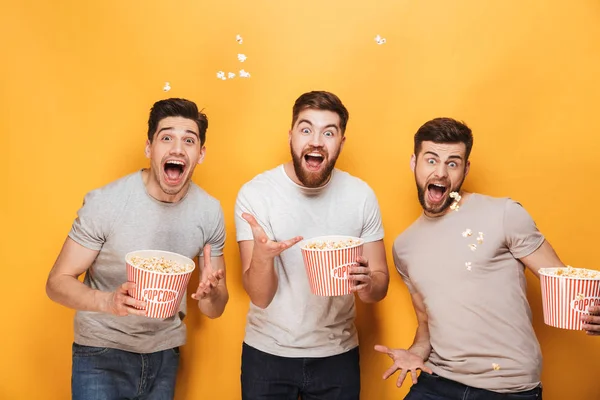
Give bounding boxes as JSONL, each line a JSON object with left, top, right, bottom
{"left": 304, "top": 152, "right": 325, "bottom": 171}
{"left": 163, "top": 159, "right": 186, "bottom": 184}
{"left": 427, "top": 183, "right": 448, "bottom": 203}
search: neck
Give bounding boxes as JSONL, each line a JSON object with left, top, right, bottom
{"left": 142, "top": 168, "right": 189, "bottom": 203}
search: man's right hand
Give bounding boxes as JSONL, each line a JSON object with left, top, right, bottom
{"left": 374, "top": 344, "right": 432, "bottom": 388}
{"left": 241, "top": 213, "right": 302, "bottom": 260}
{"left": 103, "top": 282, "right": 147, "bottom": 316}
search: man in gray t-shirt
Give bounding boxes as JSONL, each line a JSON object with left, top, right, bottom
{"left": 234, "top": 91, "right": 390, "bottom": 399}
{"left": 376, "top": 118, "right": 572, "bottom": 399}
{"left": 46, "top": 98, "right": 229, "bottom": 400}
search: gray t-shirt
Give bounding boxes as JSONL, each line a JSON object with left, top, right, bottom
{"left": 69, "top": 170, "right": 225, "bottom": 353}
{"left": 393, "top": 194, "right": 544, "bottom": 393}
{"left": 234, "top": 165, "right": 384, "bottom": 358}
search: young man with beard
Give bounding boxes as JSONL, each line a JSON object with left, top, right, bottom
{"left": 374, "top": 117, "right": 586, "bottom": 399}
{"left": 46, "top": 98, "right": 229, "bottom": 400}
{"left": 234, "top": 90, "right": 390, "bottom": 399}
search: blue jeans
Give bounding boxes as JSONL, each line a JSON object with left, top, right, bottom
{"left": 241, "top": 342, "right": 360, "bottom": 399}
{"left": 71, "top": 343, "right": 179, "bottom": 400}
{"left": 405, "top": 372, "right": 542, "bottom": 400}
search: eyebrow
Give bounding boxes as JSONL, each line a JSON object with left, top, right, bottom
{"left": 423, "top": 151, "right": 463, "bottom": 161}
{"left": 297, "top": 119, "right": 340, "bottom": 131}
{"left": 156, "top": 127, "right": 199, "bottom": 139}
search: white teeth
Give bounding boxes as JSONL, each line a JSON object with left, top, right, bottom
{"left": 307, "top": 153, "right": 324, "bottom": 158}
{"left": 166, "top": 160, "right": 185, "bottom": 166}
{"left": 433, "top": 184, "right": 445, "bottom": 188}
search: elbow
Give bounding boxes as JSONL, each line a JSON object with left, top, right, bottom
{"left": 251, "top": 297, "right": 273, "bottom": 309}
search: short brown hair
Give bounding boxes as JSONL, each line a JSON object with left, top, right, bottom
{"left": 291, "top": 91, "right": 349, "bottom": 134}
{"left": 147, "top": 98, "right": 208, "bottom": 146}
{"left": 414, "top": 117, "right": 473, "bottom": 160}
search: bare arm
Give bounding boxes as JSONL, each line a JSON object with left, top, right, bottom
{"left": 193, "top": 251, "right": 229, "bottom": 319}
{"left": 240, "top": 240, "right": 279, "bottom": 309}
{"left": 46, "top": 237, "right": 146, "bottom": 315}
{"left": 407, "top": 290, "right": 432, "bottom": 360}
{"left": 352, "top": 240, "right": 390, "bottom": 303}
{"left": 238, "top": 213, "right": 302, "bottom": 309}
{"left": 519, "top": 239, "right": 565, "bottom": 278}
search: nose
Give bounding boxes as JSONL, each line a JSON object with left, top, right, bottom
{"left": 308, "top": 131, "right": 324, "bottom": 147}
{"left": 434, "top": 163, "right": 448, "bottom": 178}
{"left": 169, "top": 138, "right": 185, "bottom": 155}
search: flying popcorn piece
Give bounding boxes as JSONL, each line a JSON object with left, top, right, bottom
{"left": 236, "top": 34, "right": 243, "bottom": 44}
{"left": 163, "top": 82, "right": 171, "bottom": 92}
{"left": 239, "top": 69, "right": 251, "bottom": 78}
{"left": 449, "top": 191, "right": 461, "bottom": 212}
{"left": 466, "top": 262, "right": 472, "bottom": 271}
{"left": 228, "top": 72, "right": 236, "bottom": 79}
{"left": 576, "top": 293, "right": 586, "bottom": 301}
{"left": 217, "top": 71, "right": 226, "bottom": 80}
{"left": 462, "top": 229, "right": 472, "bottom": 238}
{"left": 374, "top": 34, "right": 386, "bottom": 45}
{"left": 469, "top": 244, "right": 477, "bottom": 252}
{"left": 476, "top": 232, "right": 484, "bottom": 244}
{"left": 492, "top": 363, "right": 501, "bottom": 371}
{"left": 238, "top": 53, "right": 247, "bottom": 62}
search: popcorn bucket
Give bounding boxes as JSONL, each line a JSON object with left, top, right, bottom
{"left": 300, "top": 235, "right": 364, "bottom": 296}
{"left": 125, "top": 250, "right": 195, "bottom": 319}
{"left": 539, "top": 267, "right": 600, "bottom": 330}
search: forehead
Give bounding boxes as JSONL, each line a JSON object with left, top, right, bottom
{"left": 294, "top": 109, "right": 341, "bottom": 129}
{"left": 155, "top": 116, "right": 198, "bottom": 135}
{"left": 418, "top": 141, "right": 466, "bottom": 158}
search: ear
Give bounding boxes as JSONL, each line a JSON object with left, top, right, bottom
{"left": 465, "top": 160, "right": 470, "bottom": 177}
{"left": 197, "top": 146, "right": 207, "bottom": 165}
{"left": 340, "top": 135, "right": 346, "bottom": 151}
{"left": 145, "top": 140, "right": 151, "bottom": 159}
{"left": 410, "top": 154, "right": 416, "bottom": 172}
{"left": 288, "top": 129, "right": 292, "bottom": 144}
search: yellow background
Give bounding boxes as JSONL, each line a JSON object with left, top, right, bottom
{"left": 2, "top": 0, "right": 599, "bottom": 399}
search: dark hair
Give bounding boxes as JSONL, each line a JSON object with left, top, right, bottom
{"left": 414, "top": 117, "right": 473, "bottom": 160}
{"left": 147, "top": 98, "right": 208, "bottom": 146}
{"left": 291, "top": 91, "right": 349, "bottom": 134}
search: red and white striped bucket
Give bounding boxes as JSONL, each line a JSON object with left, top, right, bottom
{"left": 125, "top": 250, "right": 195, "bottom": 319}
{"left": 300, "top": 235, "right": 363, "bottom": 297}
{"left": 539, "top": 268, "right": 600, "bottom": 330}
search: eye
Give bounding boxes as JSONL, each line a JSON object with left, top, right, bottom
{"left": 301, "top": 128, "right": 311, "bottom": 135}
{"left": 448, "top": 161, "right": 457, "bottom": 168}
{"left": 323, "top": 131, "right": 334, "bottom": 137}
{"left": 185, "top": 137, "right": 196, "bottom": 144}
{"left": 161, "top": 135, "right": 172, "bottom": 142}
{"left": 427, "top": 159, "right": 436, "bottom": 165}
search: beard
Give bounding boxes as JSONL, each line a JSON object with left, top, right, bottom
{"left": 415, "top": 173, "right": 466, "bottom": 216}
{"left": 291, "top": 145, "right": 340, "bottom": 188}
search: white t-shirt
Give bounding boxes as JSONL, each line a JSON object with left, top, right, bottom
{"left": 234, "top": 165, "right": 384, "bottom": 357}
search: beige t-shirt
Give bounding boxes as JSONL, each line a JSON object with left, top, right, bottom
{"left": 393, "top": 194, "right": 544, "bottom": 393}
{"left": 235, "top": 165, "right": 384, "bottom": 357}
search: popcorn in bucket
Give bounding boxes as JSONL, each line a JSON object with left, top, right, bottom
{"left": 539, "top": 266, "right": 600, "bottom": 330}
{"left": 300, "top": 236, "right": 364, "bottom": 296}
{"left": 125, "top": 250, "right": 195, "bottom": 319}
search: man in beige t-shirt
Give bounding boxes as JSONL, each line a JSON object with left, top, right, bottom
{"left": 375, "top": 117, "right": 573, "bottom": 399}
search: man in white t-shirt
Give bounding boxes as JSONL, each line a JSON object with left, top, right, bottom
{"left": 234, "top": 90, "right": 390, "bottom": 399}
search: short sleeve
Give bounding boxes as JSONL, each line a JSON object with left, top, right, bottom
{"left": 206, "top": 204, "right": 226, "bottom": 257}
{"left": 503, "top": 199, "right": 545, "bottom": 259}
{"left": 68, "top": 190, "right": 111, "bottom": 251}
{"left": 393, "top": 240, "right": 417, "bottom": 294}
{"left": 360, "top": 187, "right": 385, "bottom": 243}
{"left": 234, "top": 183, "right": 273, "bottom": 242}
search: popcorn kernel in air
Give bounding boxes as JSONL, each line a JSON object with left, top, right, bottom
{"left": 163, "top": 82, "right": 171, "bottom": 92}
{"left": 238, "top": 54, "right": 247, "bottom": 62}
{"left": 236, "top": 34, "right": 243, "bottom": 44}
{"left": 375, "top": 34, "right": 386, "bottom": 45}
{"left": 492, "top": 363, "right": 501, "bottom": 371}
{"left": 469, "top": 244, "right": 477, "bottom": 252}
{"left": 239, "top": 69, "right": 251, "bottom": 78}
{"left": 462, "top": 229, "right": 472, "bottom": 238}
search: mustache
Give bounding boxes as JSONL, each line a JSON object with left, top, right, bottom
{"left": 302, "top": 147, "right": 328, "bottom": 157}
